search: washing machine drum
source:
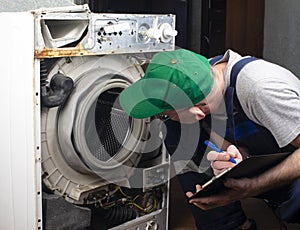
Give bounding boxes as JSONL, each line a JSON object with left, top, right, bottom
{"left": 41, "top": 55, "right": 160, "bottom": 203}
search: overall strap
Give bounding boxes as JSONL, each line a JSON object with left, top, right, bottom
{"left": 230, "top": 57, "right": 259, "bottom": 87}
{"left": 225, "top": 57, "right": 259, "bottom": 145}
{"left": 226, "top": 57, "right": 296, "bottom": 154}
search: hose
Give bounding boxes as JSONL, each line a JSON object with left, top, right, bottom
{"left": 40, "top": 59, "right": 74, "bottom": 107}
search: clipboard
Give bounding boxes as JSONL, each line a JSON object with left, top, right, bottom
{"left": 188, "top": 151, "right": 291, "bottom": 200}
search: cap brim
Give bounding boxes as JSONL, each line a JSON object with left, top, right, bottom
{"left": 119, "top": 78, "right": 165, "bottom": 119}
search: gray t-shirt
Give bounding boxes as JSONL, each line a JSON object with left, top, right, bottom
{"left": 214, "top": 50, "right": 300, "bottom": 148}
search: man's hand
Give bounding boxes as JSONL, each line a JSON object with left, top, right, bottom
{"left": 187, "top": 137, "right": 300, "bottom": 210}
{"left": 186, "top": 144, "right": 254, "bottom": 210}
{"left": 186, "top": 177, "right": 259, "bottom": 210}
{"left": 208, "top": 145, "right": 243, "bottom": 175}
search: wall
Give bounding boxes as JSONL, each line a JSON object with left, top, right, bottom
{"left": 264, "top": 0, "right": 300, "bottom": 77}
{"left": 186, "top": 0, "right": 202, "bottom": 52}
{"left": 226, "top": 0, "right": 264, "bottom": 57}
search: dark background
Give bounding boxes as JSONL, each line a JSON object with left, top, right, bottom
{"left": 87, "top": 0, "right": 265, "bottom": 58}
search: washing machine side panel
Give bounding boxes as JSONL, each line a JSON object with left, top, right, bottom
{"left": 0, "top": 13, "right": 41, "bottom": 230}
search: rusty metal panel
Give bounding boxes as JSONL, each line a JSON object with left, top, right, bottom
{"left": 33, "top": 5, "right": 177, "bottom": 58}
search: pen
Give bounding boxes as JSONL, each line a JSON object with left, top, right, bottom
{"left": 204, "top": 140, "right": 237, "bottom": 164}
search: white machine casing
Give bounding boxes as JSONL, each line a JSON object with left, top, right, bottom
{"left": 0, "top": 4, "right": 177, "bottom": 230}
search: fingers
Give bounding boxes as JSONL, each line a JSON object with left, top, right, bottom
{"left": 207, "top": 145, "right": 242, "bottom": 162}
{"left": 207, "top": 151, "right": 232, "bottom": 162}
{"left": 207, "top": 145, "right": 242, "bottom": 175}
{"left": 186, "top": 191, "right": 194, "bottom": 197}
{"left": 226, "top": 145, "right": 242, "bottom": 162}
{"left": 211, "top": 165, "right": 228, "bottom": 176}
{"left": 208, "top": 151, "right": 235, "bottom": 174}
{"left": 185, "top": 184, "right": 202, "bottom": 198}
{"left": 212, "top": 159, "right": 235, "bottom": 170}
{"left": 207, "top": 148, "right": 241, "bottom": 175}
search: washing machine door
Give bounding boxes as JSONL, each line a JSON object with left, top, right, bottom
{"left": 41, "top": 54, "right": 162, "bottom": 204}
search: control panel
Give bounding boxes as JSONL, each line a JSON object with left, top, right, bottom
{"left": 34, "top": 4, "right": 177, "bottom": 58}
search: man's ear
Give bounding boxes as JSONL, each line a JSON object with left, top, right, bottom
{"left": 189, "top": 106, "right": 206, "bottom": 120}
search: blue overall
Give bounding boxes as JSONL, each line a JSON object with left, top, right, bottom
{"left": 164, "top": 56, "right": 300, "bottom": 229}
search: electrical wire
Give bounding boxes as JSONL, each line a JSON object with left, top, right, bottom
{"left": 101, "top": 186, "right": 161, "bottom": 224}
{"left": 118, "top": 186, "right": 158, "bottom": 213}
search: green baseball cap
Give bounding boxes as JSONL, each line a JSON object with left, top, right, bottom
{"left": 119, "top": 49, "right": 213, "bottom": 119}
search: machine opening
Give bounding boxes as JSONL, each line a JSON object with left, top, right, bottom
{"left": 85, "top": 87, "right": 132, "bottom": 162}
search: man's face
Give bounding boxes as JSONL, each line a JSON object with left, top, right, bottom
{"left": 159, "top": 99, "right": 210, "bottom": 124}
{"left": 157, "top": 70, "right": 225, "bottom": 124}
{"left": 158, "top": 83, "right": 224, "bottom": 124}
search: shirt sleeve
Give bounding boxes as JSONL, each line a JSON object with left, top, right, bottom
{"left": 242, "top": 78, "right": 300, "bottom": 148}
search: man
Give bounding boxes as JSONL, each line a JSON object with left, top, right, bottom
{"left": 119, "top": 49, "right": 300, "bottom": 229}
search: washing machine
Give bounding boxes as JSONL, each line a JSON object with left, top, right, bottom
{"left": 0, "top": 4, "right": 177, "bottom": 230}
